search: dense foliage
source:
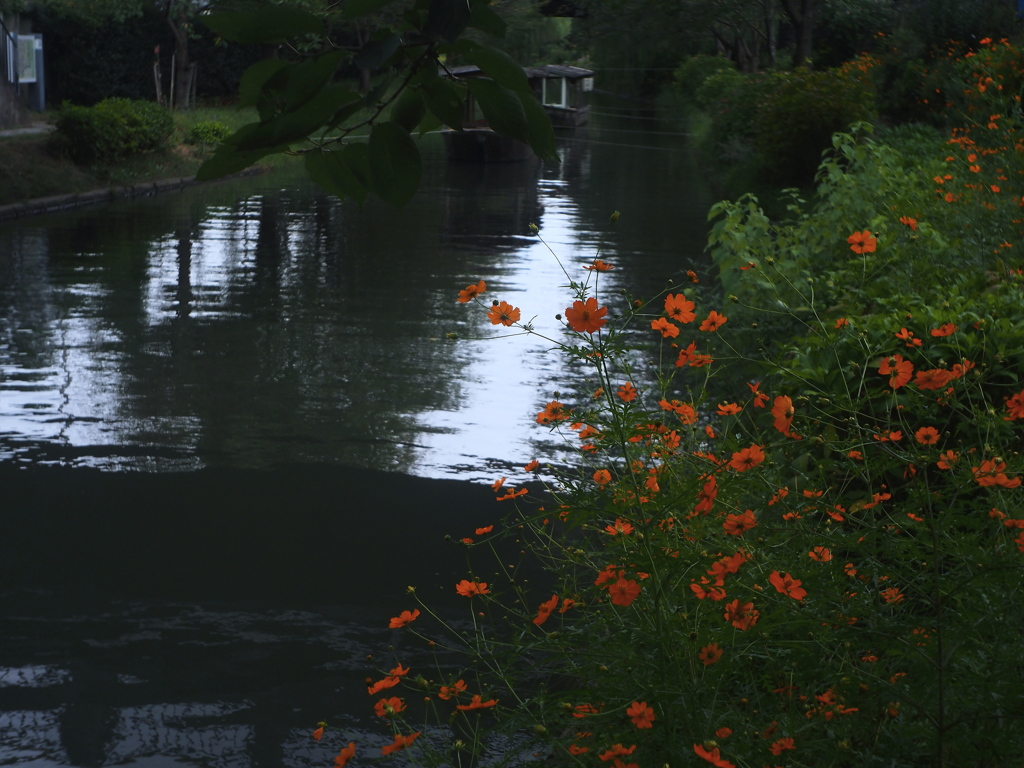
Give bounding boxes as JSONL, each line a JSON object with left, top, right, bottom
{"left": 50, "top": 97, "right": 173, "bottom": 164}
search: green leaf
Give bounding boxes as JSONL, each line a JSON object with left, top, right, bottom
{"left": 518, "top": 89, "right": 557, "bottom": 162}
{"left": 258, "top": 51, "right": 348, "bottom": 119}
{"left": 304, "top": 145, "right": 370, "bottom": 204}
{"left": 391, "top": 86, "right": 426, "bottom": 133}
{"left": 196, "top": 141, "right": 285, "bottom": 181}
{"left": 238, "top": 86, "right": 360, "bottom": 150}
{"left": 421, "top": 77, "right": 466, "bottom": 129}
{"left": 354, "top": 33, "right": 401, "bottom": 71}
{"left": 342, "top": 0, "right": 401, "bottom": 20}
{"left": 201, "top": 7, "right": 323, "bottom": 44}
{"left": 239, "top": 59, "right": 289, "bottom": 108}
{"left": 422, "top": 0, "right": 471, "bottom": 42}
{"left": 416, "top": 110, "right": 443, "bottom": 138}
{"left": 369, "top": 121, "right": 421, "bottom": 207}
{"left": 453, "top": 40, "right": 529, "bottom": 93}
{"left": 468, "top": 0, "right": 505, "bottom": 37}
{"left": 467, "top": 78, "right": 527, "bottom": 142}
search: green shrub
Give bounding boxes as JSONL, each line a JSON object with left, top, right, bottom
{"left": 184, "top": 120, "right": 232, "bottom": 146}
{"left": 674, "top": 54, "right": 736, "bottom": 101}
{"left": 752, "top": 67, "right": 876, "bottom": 185}
{"left": 51, "top": 98, "right": 174, "bottom": 165}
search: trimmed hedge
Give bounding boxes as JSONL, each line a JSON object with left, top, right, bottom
{"left": 51, "top": 98, "right": 174, "bottom": 165}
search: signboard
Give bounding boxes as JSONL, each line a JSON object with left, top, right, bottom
{"left": 17, "top": 34, "right": 38, "bottom": 83}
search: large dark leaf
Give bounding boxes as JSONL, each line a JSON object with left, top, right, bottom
{"left": 237, "top": 86, "right": 360, "bottom": 150}
{"left": 196, "top": 142, "right": 285, "bottom": 181}
{"left": 422, "top": 0, "right": 471, "bottom": 42}
{"left": 468, "top": 0, "right": 505, "bottom": 37}
{"left": 453, "top": 40, "right": 529, "bottom": 94}
{"left": 467, "top": 78, "right": 527, "bottom": 141}
{"left": 518, "top": 89, "right": 558, "bottom": 162}
{"left": 391, "top": 86, "right": 426, "bottom": 133}
{"left": 368, "top": 122, "right": 421, "bottom": 207}
{"left": 304, "top": 145, "right": 370, "bottom": 204}
{"left": 258, "top": 51, "right": 348, "bottom": 119}
{"left": 239, "top": 59, "right": 289, "bottom": 108}
{"left": 354, "top": 33, "right": 401, "bottom": 71}
{"left": 201, "top": 7, "right": 323, "bottom": 44}
{"left": 421, "top": 77, "right": 466, "bottom": 129}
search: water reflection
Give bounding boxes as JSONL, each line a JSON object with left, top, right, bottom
{"left": 0, "top": 119, "right": 711, "bottom": 482}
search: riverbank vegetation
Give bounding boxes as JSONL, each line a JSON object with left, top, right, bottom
{"left": 0, "top": 104, "right": 276, "bottom": 206}
{"left": 312, "top": 33, "right": 1024, "bottom": 768}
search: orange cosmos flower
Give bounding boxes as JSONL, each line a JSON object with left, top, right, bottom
{"left": 722, "top": 510, "right": 757, "bottom": 535}
{"left": 879, "top": 354, "right": 914, "bottom": 389}
{"left": 769, "top": 571, "right": 807, "bottom": 601}
{"left": 915, "top": 368, "right": 953, "bottom": 390}
{"left": 626, "top": 701, "right": 656, "bottom": 729}
{"left": 930, "top": 322, "right": 957, "bottom": 337}
{"left": 650, "top": 317, "right": 680, "bottom": 338}
{"left": 567, "top": 744, "right": 588, "bottom": 756}
{"left": 715, "top": 727, "right": 732, "bottom": 738}
{"left": 381, "top": 731, "right": 420, "bottom": 756}
{"left": 617, "top": 382, "right": 638, "bottom": 402}
{"left": 456, "top": 694, "right": 498, "bottom": 711}
{"left": 565, "top": 297, "right": 608, "bottom": 333}
{"left": 873, "top": 430, "right": 902, "bottom": 442}
{"left": 389, "top": 664, "right": 409, "bottom": 676}
{"left": 457, "top": 280, "right": 486, "bottom": 303}
{"left": 598, "top": 744, "right": 636, "bottom": 761}
{"left": 312, "top": 726, "right": 325, "bottom": 741}
{"left": 835, "top": 317, "right": 850, "bottom": 329}
{"left": 438, "top": 679, "right": 467, "bottom": 700}
{"left": 374, "top": 696, "right": 406, "bottom": 718}
{"left": 915, "top": 426, "right": 940, "bottom": 445}
{"left": 880, "top": 587, "right": 904, "bottom": 604}
{"left": 496, "top": 487, "right": 528, "bottom": 501}
{"left": 367, "top": 676, "right": 400, "bottom": 695}
{"left": 717, "top": 402, "right": 741, "bottom": 416}
{"left": 659, "top": 399, "right": 697, "bottom": 423}
{"left": 699, "top": 643, "right": 723, "bottom": 665}
{"left": 808, "top": 546, "right": 832, "bottom": 561}
{"left": 608, "top": 578, "right": 642, "bottom": 606}
{"left": 389, "top": 609, "right": 421, "bottom": 629}
{"left": 699, "top": 310, "right": 728, "bottom": 332}
{"left": 334, "top": 742, "right": 356, "bottom": 768}
{"left": 487, "top": 300, "right": 520, "bottom": 326}
{"left": 772, "top": 395, "right": 795, "bottom": 435}
{"left": 769, "top": 737, "right": 796, "bottom": 755}
{"left": 729, "top": 444, "right": 765, "bottom": 472}
{"left": 693, "top": 743, "right": 736, "bottom": 768}
{"left": 583, "top": 259, "right": 615, "bottom": 271}
{"left": 532, "top": 595, "right": 559, "bottom": 626}
{"left": 605, "top": 518, "right": 634, "bottom": 536}
{"left": 593, "top": 469, "right": 612, "bottom": 486}
{"left": 972, "top": 459, "right": 1021, "bottom": 488}
{"left": 899, "top": 216, "right": 918, "bottom": 231}
{"left": 664, "top": 293, "right": 696, "bottom": 323}
{"left": 536, "top": 400, "right": 570, "bottom": 424}
{"left": 455, "top": 580, "right": 489, "bottom": 597}
{"left": 475, "top": 525, "right": 494, "bottom": 535}
{"left": 847, "top": 230, "right": 877, "bottom": 253}
{"left": 523, "top": 459, "right": 540, "bottom": 472}
{"left": 1004, "top": 389, "right": 1024, "bottom": 419}
{"left": 723, "top": 599, "right": 759, "bottom": 630}
{"left": 936, "top": 450, "right": 959, "bottom": 469}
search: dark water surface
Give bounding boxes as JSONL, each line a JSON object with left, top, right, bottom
{"left": 0, "top": 109, "right": 713, "bottom": 766}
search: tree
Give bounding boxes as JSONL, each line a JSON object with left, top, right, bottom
{"left": 196, "top": 0, "right": 557, "bottom": 206}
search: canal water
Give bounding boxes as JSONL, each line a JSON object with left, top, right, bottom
{"left": 0, "top": 106, "right": 714, "bottom": 767}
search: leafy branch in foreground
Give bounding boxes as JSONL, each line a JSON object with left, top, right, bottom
{"left": 198, "top": 0, "right": 557, "bottom": 206}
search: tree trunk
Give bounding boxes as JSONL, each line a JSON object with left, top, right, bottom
{"left": 780, "top": 0, "right": 815, "bottom": 68}
{"left": 167, "top": 3, "right": 191, "bottom": 109}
